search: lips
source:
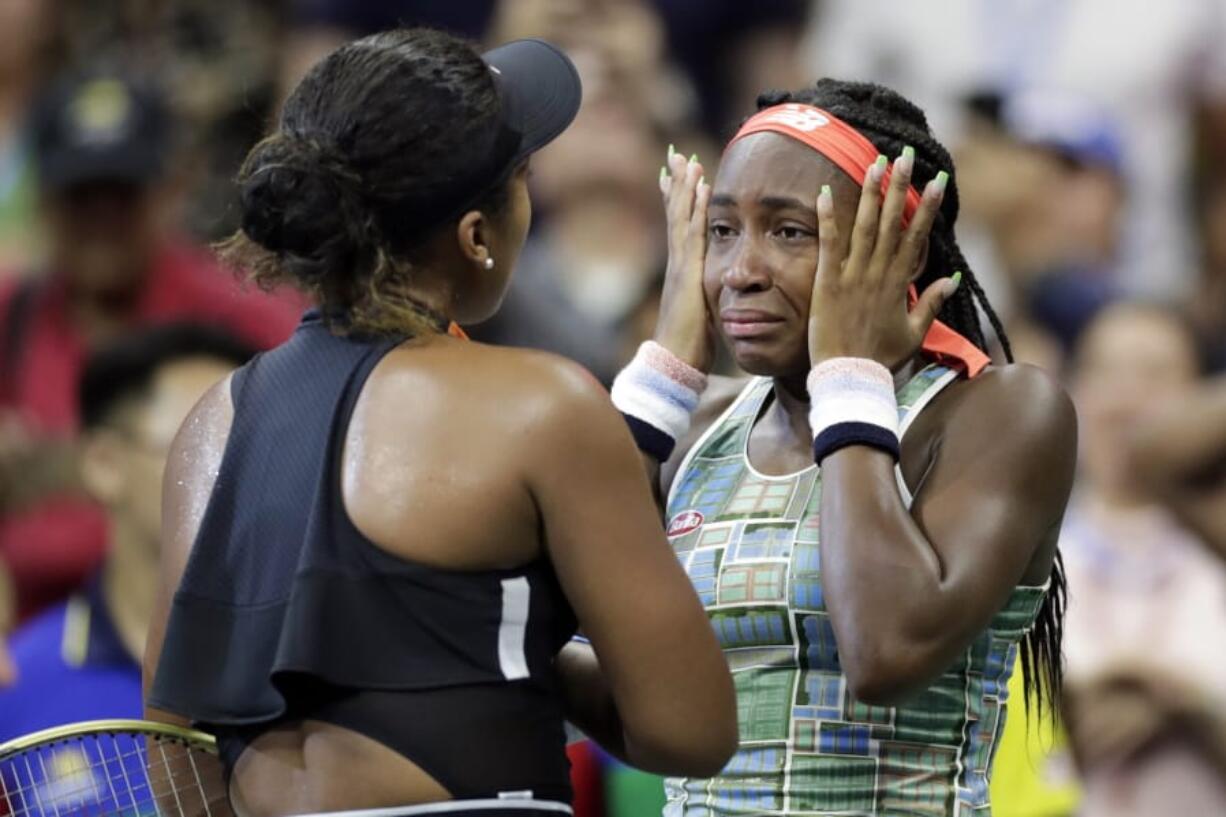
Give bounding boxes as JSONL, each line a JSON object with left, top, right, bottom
{"left": 721, "top": 308, "right": 784, "bottom": 339}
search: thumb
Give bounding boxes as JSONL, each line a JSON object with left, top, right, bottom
{"left": 910, "top": 272, "right": 961, "bottom": 336}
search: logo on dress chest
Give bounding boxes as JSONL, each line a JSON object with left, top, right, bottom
{"left": 667, "top": 510, "right": 705, "bottom": 537}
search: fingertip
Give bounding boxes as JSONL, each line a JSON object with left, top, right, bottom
{"left": 817, "top": 184, "right": 834, "bottom": 216}
{"left": 865, "top": 155, "right": 886, "bottom": 187}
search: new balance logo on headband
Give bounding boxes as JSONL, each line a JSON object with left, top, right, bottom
{"left": 761, "top": 104, "right": 830, "bottom": 132}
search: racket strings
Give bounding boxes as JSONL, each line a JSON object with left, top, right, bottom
{"left": 0, "top": 733, "right": 228, "bottom": 817}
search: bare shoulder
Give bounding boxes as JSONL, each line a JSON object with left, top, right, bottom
{"left": 925, "top": 363, "right": 1077, "bottom": 479}
{"left": 384, "top": 338, "right": 621, "bottom": 438}
{"left": 171, "top": 375, "right": 235, "bottom": 455}
{"left": 467, "top": 341, "right": 613, "bottom": 416}
{"left": 163, "top": 374, "right": 235, "bottom": 576}
{"left": 948, "top": 363, "right": 1075, "bottom": 439}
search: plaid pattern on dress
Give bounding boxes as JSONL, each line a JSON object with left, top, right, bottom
{"left": 663, "top": 365, "right": 1048, "bottom": 817}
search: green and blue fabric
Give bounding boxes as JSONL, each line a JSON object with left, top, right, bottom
{"left": 663, "top": 364, "right": 1047, "bottom": 816}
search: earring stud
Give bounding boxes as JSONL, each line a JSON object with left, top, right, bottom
{"left": 484, "top": 257, "right": 495, "bottom": 270}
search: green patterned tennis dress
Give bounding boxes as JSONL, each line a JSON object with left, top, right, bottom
{"left": 663, "top": 364, "right": 1047, "bottom": 817}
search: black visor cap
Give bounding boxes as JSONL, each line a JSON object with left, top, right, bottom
{"left": 482, "top": 38, "right": 582, "bottom": 163}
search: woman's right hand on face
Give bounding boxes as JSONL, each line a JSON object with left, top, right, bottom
{"left": 655, "top": 147, "right": 717, "bottom": 373}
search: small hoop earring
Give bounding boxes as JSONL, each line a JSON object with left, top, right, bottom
{"left": 483, "top": 257, "right": 495, "bottom": 270}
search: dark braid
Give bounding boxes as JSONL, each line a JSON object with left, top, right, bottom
{"left": 756, "top": 80, "right": 1065, "bottom": 719}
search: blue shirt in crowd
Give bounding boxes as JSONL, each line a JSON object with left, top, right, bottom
{"left": 0, "top": 579, "right": 142, "bottom": 742}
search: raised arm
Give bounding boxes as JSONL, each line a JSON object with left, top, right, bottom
{"left": 805, "top": 145, "right": 1076, "bottom": 703}
{"left": 819, "top": 367, "right": 1074, "bottom": 702}
{"left": 525, "top": 359, "right": 737, "bottom": 777}
{"left": 619, "top": 148, "right": 737, "bottom": 505}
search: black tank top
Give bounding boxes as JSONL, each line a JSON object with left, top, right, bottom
{"left": 148, "top": 311, "right": 578, "bottom": 801}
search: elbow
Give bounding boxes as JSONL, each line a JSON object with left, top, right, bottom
{"left": 629, "top": 726, "right": 738, "bottom": 778}
{"left": 840, "top": 641, "right": 935, "bottom": 707}
{"left": 687, "top": 714, "right": 739, "bottom": 777}
{"left": 624, "top": 694, "right": 739, "bottom": 777}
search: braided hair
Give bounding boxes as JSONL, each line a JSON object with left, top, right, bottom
{"left": 756, "top": 79, "right": 1065, "bottom": 718}
{"left": 219, "top": 28, "right": 510, "bottom": 336}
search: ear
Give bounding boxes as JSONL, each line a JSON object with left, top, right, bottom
{"left": 455, "top": 209, "right": 493, "bottom": 270}
{"left": 79, "top": 432, "right": 127, "bottom": 505}
{"left": 909, "top": 236, "right": 930, "bottom": 283}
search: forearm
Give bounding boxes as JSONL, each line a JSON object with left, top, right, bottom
{"left": 818, "top": 449, "right": 966, "bottom": 700}
{"left": 554, "top": 640, "right": 629, "bottom": 762}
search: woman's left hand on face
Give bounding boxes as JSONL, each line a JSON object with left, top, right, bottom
{"left": 808, "top": 148, "right": 958, "bottom": 370}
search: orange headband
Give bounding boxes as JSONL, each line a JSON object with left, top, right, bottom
{"left": 728, "top": 103, "right": 990, "bottom": 377}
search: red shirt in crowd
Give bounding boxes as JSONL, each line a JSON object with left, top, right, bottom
{"left": 0, "top": 239, "right": 303, "bottom": 621}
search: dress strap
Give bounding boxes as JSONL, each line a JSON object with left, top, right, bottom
{"left": 894, "top": 364, "right": 961, "bottom": 507}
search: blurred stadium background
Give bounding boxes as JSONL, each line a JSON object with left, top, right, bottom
{"left": 3, "top": 2, "right": 1226, "bottom": 816}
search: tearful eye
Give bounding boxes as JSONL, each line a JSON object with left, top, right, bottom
{"left": 776, "top": 226, "right": 811, "bottom": 241}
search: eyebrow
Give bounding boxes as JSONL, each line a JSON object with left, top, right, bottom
{"left": 709, "top": 193, "right": 815, "bottom": 213}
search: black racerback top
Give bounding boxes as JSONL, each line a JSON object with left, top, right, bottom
{"left": 148, "top": 311, "right": 578, "bottom": 801}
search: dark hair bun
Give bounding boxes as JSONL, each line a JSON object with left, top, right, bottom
{"left": 238, "top": 135, "right": 370, "bottom": 284}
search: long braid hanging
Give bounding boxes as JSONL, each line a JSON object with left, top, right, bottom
{"left": 755, "top": 79, "right": 1064, "bottom": 718}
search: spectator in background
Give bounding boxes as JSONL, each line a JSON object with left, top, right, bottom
{"left": 279, "top": 0, "right": 496, "bottom": 108}
{"left": 1191, "top": 177, "right": 1226, "bottom": 372}
{"left": 805, "top": 0, "right": 1226, "bottom": 302}
{"left": 0, "top": 0, "right": 56, "bottom": 276}
{"left": 640, "top": 0, "right": 809, "bottom": 136}
{"left": 1061, "top": 303, "right": 1226, "bottom": 816}
{"left": 1128, "top": 374, "right": 1226, "bottom": 565}
{"left": 470, "top": 3, "right": 678, "bottom": 383}
{"left": 0, "top": 71, "right": 300, "bottom": 628}
{"left": 954, "top": 90, "right": 1124, "bottom": 367}
{"left": 0, "top": 324, "right": 253, "bottom": 734}
{"left": 51, "top": 0, "right": 285, "bottom": 241}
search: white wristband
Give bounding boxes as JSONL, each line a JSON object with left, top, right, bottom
{"left": 807, "top": 358, "right": 900, "bottom": 462}
{"left": 611, "top": 342, "right": 708, "bottom": 460}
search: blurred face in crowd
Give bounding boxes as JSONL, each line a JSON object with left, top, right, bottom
{"left": 704, "top": 133, "right": 864, "bottom": 378}
{"left": 0, "top": 0, "right": 49, "bottom": 80}
{"left": 44, "top": 180, "right": 165, "bottom": 297}
{"left": 956, "top": 123, "right": 1123, "bottom": 273}
{"left": 1072, "top": 304, "right": 1200, "bottom": 499}
{"left": 80, "top": 356, "right": 234, "bottom": 558}
{"left": 1200, "top": 179, "right": 1226, "bottom": 272}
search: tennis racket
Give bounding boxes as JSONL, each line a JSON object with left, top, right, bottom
{"left": 0, "top": 719, "right": 232, "bottom": 817}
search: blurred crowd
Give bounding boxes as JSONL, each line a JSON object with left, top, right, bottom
{"left": 1, "top": 2, "right": 1225, "bottom": 816}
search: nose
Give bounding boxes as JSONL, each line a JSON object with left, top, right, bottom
{"left": 720, "top": 234, "right": 772, "bottom": 293}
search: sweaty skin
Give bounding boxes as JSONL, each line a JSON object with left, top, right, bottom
{"left": 143, "top": 170, "right": 736, "bottom": 816}
{"left": 652, "top": 135, "right": 1076, "bottom": 704}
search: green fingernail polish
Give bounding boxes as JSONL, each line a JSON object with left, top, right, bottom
{"left": 821, "top": 184, "right": 832, "bottom": 198}
{"left": 690, "top": 153, "right": 699, "bottom": 163}
{"left": 951, "top": 271, "right": 963, "bottom": 289}
{"left": 668, "top": 143, "right": 675, "bottom": 157}
{"left": 699, "top": 176, "right": 706, "bottom": 186}
{"left": 933, "top": 170, "right": 949, "bottom": 192}
{"left": 875, "top": 154, "right": 888, "bottom": 168}
{"left": 903, "top": 146, "right": 915, "bottom": 160}
{"left": 660, "top": 165, "right": 667, "bottom": 180}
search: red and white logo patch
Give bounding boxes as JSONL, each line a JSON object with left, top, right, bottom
{"left": 764, "top": 104, "right": 830, "bottom": 132}
{"left": 667, "top": 510, "right": 705, "bottom": 537}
